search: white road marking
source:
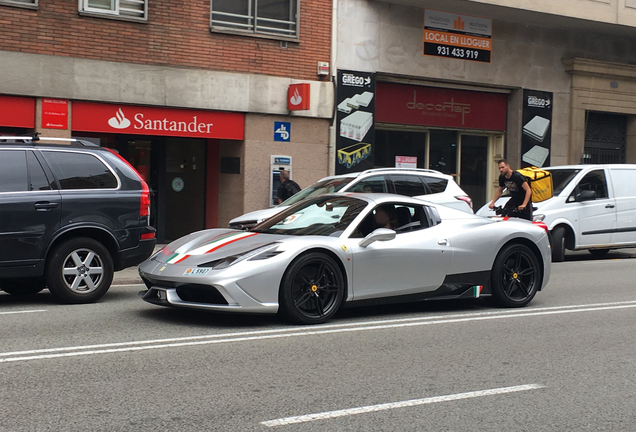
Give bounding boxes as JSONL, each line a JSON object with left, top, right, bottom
{"left": 260, "top": 384, "right": 545, "bottom": 427}
{"left": 0, "top": 310, "right": 46, "bottom": 316}
{"left": 1, "top": 300, "right": 636, "bottom": 363}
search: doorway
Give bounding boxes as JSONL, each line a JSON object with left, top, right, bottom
{"left": 119, "top": 136, "right": 207, "bottom": 243}
{"left": 459, "top": 135, "right": 489, "bottom": 209}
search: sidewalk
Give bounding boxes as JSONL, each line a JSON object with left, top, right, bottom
{"left": 112, "top": 244, "right": 165, "bottom": 285}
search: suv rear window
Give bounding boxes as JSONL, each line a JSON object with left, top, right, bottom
{"left": 0, "top": 150, "right": 27, "bottom": 192}
{"left": 421, "top": 176, "right": 448, "bottom": 194}
{"left": 42, "top": 151, "right": 118, "bottom": 190}
{"left": 390, "top": 174, "right": 427, "bottom": 197}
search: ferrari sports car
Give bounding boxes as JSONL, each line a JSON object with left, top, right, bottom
{"left": 138, "top": 194, "right": 551, "bottom": 324}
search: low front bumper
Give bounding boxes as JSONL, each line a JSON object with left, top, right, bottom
{"left": 137, "top": 259, "right": 280, "bottom": 314}
{"left": 138, "top": 287, "right": 278, "bottom": 314}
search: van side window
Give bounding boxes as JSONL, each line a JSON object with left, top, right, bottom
{"left": 0, "top": 150, "right": 28, "bottom": 192}
{"left": 570, "top": 170, "right": 608, "bottom": 201}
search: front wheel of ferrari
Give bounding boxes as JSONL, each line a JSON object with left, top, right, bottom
{"left": 279, "top": 252, "right": 345, "bottom": 325}
{"left": 491, "top": 243, "right": 541, "bottom": 308}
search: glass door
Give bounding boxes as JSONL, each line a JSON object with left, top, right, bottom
{"left": 163, "top": 138, "right": 206, "bottom": 242}
{"left": 459, "top": 135, "right": 489, "bottom": 209}
{"left": 429, "top": 130, "right": 458, "bottom": 177}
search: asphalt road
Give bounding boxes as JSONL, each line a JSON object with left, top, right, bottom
{"left": 2, "top": 249, "right": 636, "bottom": 431}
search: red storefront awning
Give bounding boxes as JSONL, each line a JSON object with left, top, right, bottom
{"left": 72, "top": 101, "right": 245, "bottom": 140}
{"left": 0, "top": 95, "right": 36, "bottom": 128}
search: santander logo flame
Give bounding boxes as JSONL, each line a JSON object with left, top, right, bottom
{"left": 290, "top": 88, "right": 302, "bottom": 106}
{"left": 108, "top": 108, "right": 131, "bottom": 129}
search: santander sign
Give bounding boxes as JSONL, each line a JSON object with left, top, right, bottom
{"left": 72, "top": 101, "right": 245, "bottom": 140}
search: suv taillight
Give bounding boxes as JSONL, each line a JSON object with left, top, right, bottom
{"left": 106, "top": 148, "right": 150, "bottom": 218}
{"left": 455, "top": 195, "right": 473, "bottom": 209}
{"left": 140, "top": 181, "right": 150, "bottom": 217}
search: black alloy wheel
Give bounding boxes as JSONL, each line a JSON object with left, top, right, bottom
{"left": 279, "top": 252, "right": 345, "bottom": 324}
{"left": 491, "top": 243, "right": 541, "bottom": 308}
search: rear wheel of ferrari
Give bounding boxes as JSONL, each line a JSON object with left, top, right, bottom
{"left": 279, "top": 252, "right": 345, "bottom": 325}
{"left": 491, "top": 243, "right": 540, "bottom": 308}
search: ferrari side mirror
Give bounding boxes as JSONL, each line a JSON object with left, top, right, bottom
{"left": 359, "top": 228, "right": 396, "bottom": 248}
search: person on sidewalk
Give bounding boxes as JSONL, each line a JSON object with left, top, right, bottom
{"left": 488, "top": 159, "right": 533, "bottom": 221}
{"left": 277, "top": 169, "right": 301, "bottom": 204}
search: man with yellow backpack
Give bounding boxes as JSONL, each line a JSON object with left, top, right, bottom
{"left": 488, "top": 159, "right": 533, "bottom": 221}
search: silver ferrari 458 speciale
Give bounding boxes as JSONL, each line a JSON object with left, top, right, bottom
{"left": 138, "top": 194, "right": 551, "bottom": 324}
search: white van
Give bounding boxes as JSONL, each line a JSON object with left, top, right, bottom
{"left": 476, "top": 164, "right": 636, "bottom": 261}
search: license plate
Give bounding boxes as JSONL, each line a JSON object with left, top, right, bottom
{"left": 183, "top": 268, "right": 211, "bottom": 276}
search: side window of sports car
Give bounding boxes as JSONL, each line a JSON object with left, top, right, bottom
{"left": 351, "top": 203, "right": 433, "bottom": 238}
{"left": 395, "top": 204, "right": 434, "bottom": 233}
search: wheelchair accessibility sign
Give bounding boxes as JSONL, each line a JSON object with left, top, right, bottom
{"left": 274, "top": 122, "right": 291, "bottom": 142}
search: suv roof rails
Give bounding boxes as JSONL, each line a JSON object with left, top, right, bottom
{"left": 359, "top": 167, "right": 442, "bottom": 175}
{"left": 0, "top": 134, "right": 99, "bottom": 147}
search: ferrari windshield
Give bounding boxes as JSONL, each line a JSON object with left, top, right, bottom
{"left": 280, "top": 177, "right": 356, "bottom": 206}
{"left": 253, "top": 196, "right": 367, "bottom": 236}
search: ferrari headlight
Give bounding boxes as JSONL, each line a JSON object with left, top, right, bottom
{"left": 198, "top": 243, "right": 282, "bottom": 269}
{"left": 533, "top": 214, "right": 545, "bottom": 222}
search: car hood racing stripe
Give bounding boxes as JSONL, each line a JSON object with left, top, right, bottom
{"left": 166, "top": 232, "right": 259, "bottom": 264}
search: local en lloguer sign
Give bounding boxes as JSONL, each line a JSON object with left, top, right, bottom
{"left": 423, "top": 9, "right": 492, "bottom": 63}
{"left": 375, "top": 82, "right": 507, "bottom": 131}
{"left": 72, "top": 101, "right": 245, "bottom": 140}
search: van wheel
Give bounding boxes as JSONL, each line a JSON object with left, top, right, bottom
{"left": 0, "top": 279, "right": 46, "bottom": 296}
{"left": 551, "top": 226, "right": 566, "bottom": 262}
{"left": 589, "top": 249, "right": 609, "bottom": 258}
{"left": 46, "top": 238, "right": 114, "bottom": 304}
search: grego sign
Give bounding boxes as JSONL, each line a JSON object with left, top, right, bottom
{"left": 72, "top": 102, "right": 245, "bottom": 140}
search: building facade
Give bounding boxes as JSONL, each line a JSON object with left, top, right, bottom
{"left": 0, "top": 0, "right": 334, "bottom": 241}
{"left": 334, "top": 0, "right": 636, "bottom": 209}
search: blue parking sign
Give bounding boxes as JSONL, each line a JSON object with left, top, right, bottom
{"left": 274, "top": 122, "right": 291, "bottom": 142}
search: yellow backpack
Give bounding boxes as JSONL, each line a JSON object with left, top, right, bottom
{"left": 516, "top": 166, "right": 553, "bottom": 203}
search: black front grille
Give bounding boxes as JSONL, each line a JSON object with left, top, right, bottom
{"left": 175, "top": 284, "right": 228, "bottom": 305}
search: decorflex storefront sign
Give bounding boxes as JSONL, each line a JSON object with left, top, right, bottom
{"left": 375, "top": 83, "right": 507, "bottom": 131}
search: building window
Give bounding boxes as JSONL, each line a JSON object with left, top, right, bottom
{"left": 211, "top": 0, "right": 299, "bottom": 39}
{"left": 80, "top": 0, "right": 147, "bottom": 21}
{"left": 0, "top": 0, "right": 38, "bottom": 9}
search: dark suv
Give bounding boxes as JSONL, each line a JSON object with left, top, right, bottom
{"left": 0, "top": 136, "right": 156, "bottom": 303}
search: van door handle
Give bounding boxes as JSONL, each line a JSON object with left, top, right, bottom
{"left": 34, "top": 202, "right": 59, "bottom": 211}
{"left": 438, "top": 239, "right": 448, "bottom": 246}
{"left": 605, "top": 204, "right": 615, "bottom": 209}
